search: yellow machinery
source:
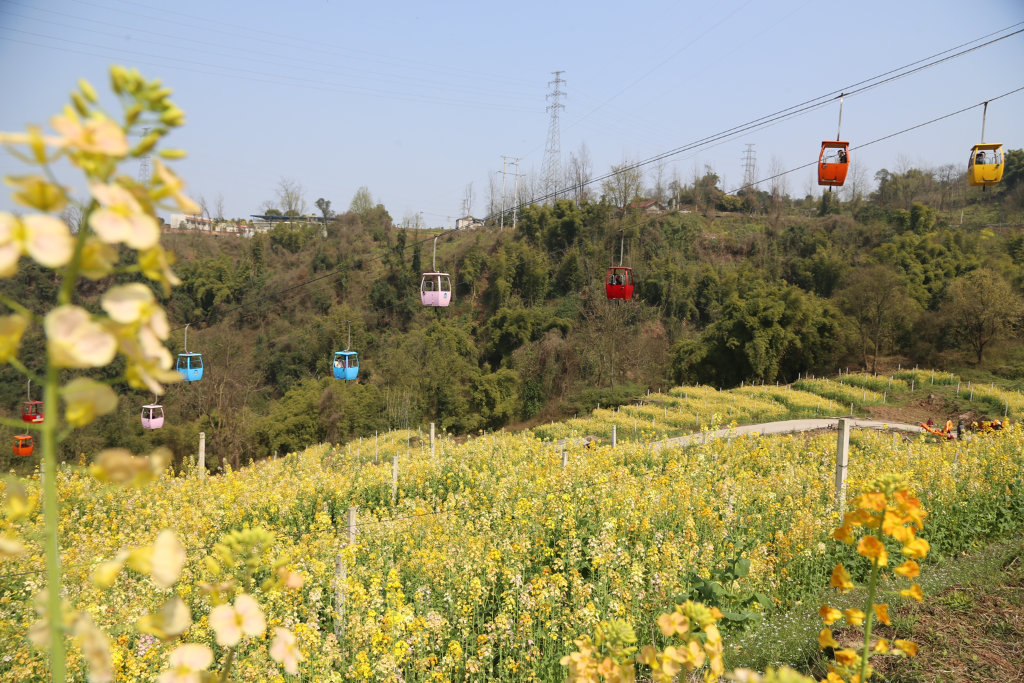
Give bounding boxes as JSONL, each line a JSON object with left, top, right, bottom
{"left": 968, "top": 102, "right": 1003, "bottom": 188}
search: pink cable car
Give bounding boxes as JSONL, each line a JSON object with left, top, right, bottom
{"left": 141, "top": 403, "right": 164, "bottom": 429}
{"left": 420, "top": 235, "right": 452, "bottom": 307}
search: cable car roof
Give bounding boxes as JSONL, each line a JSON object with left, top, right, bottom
{"left": 334, "top": 351, "right": 358, "bottom": 356}
{"left": 142, "top": 403, "right": 163, "bottom": 409}
{"left": 971, "top": 143, "right": 1003, "bottom": 150}
{"left": 820, "top": 140, "right": 849, "bottom": 147}
{"left": 608, "top": 266, "right": 632, "bottom": 270}
{"left": 421, "top": 272, "right": 450, "bottom": 276}
{"left": 178, "top": 352, "right": 203, "bottom": 357}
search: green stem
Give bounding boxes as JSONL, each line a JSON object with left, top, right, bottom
{"left": 58, "top": 201, "right": 95, "bottom": 306}
{"left": 0, "top": 293, "right": 38, "bottom": 320}
{"left": 42, "top": 364, "right": 66, "bottom": 683}
{"left": 218, "top": 647, "right": 236, "bottom": 683}
{"left": 0, "top": 417, "right": 43, "bottom": 431}
{"left": 859, "top": 533, "right": 883, "bottom": 682}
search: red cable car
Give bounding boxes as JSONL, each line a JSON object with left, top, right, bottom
{"left": 606, "top": 267, "right": 634, "bottom": 301}
{"left": 13, "top": 434, "right": 33, "bottom": 457}
{"left": 22, "top": 400, "right": 43, "bottom": 424}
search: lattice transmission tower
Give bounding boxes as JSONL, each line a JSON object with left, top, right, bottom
{"left": 741, "top": 143, "right": 757, "bottom": 191}
{"left": 542, "top": 71, "right": 566, "bottom": 203}
{"left": 138, "top": 127, "right": 152, "bottom": 185}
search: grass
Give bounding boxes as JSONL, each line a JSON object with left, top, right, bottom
{"left": 725, "top": 537, "right": 1024, "bottom": 680}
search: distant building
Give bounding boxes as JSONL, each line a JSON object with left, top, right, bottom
{"left": 620, "top": 201, "right": 666, "bottom": 215}
{"left": 168, "top": 213, "right": 214, "bottom": 231}
{"left": 456, "top": 215, "right": 484, "bottom": 230}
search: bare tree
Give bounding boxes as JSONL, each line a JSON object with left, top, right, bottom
{"left": 565, "top": 141, "right": 594, "bottom": 206}
{"left": 485, "top": 171, "right": 500, "bottom": 218}
{"left": 213, "top": 191, "right": 225, "bottom": 222}
{"left": 936, "top": 163, "right": 961, "bottom": 211}
{"left": 402, "top": 211, "right": 425, "bottom": 230}
{"left": 668, "top": 165, "right": 683, "bottom": 208}
{"left": 258, "top": 199, "right": 278, "bottom": 214}
{"left": 58, "top": 200, "right": 86, "bottom": 234}
{"left": 768, "top": 155, "right": 789, "bottom": 216}
{"left": 461, "top": 181, "right": 476, "bottom": 217}
{"left": 275, "top": 177, "right": 307, "bottom": 215}
{"left": 601, "top": 155, "right": 645, "bottom": 210}
{"left": 651, "top": 157, "right": 668, "bottom": 203}
{"left": 196, "top": 193, "right": 210, "bottom": 221}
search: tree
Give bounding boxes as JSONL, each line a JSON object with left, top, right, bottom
{"left": 213, "top": 191, "right": 225, "bottom": 222}
{"left": 566, "top": 141, "right": 594, "bottom": 206}
{"left": 601, "top": 156, "right": 645, "bottom": 210}
{"left": 315, "top": 198, "right": 335, "bottom": 220}
{"left": 275, "top": 177, "right": 307, "bottom": 215}
{"left": 349, "top": 186, "right": 374, "bottom": 215}
{"left": 837, "top": 266, "right": 919, "bottom": 373}
{"left": 197, "top": 193, "right": 210, "bottom": 221}
{"left": 939, "top": 269, "right": 1023, "bottom": 363}
{"left": 461, "top": 181, "right": 475, "bottom": 217}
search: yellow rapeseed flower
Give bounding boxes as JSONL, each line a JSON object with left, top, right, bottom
{"left": 818, "top": 605, "right": 842, "bottom": 625}
{"left": 872, "top": 603, "right": 891, "bottom": 626}
{"left": 894, "top": 560, "right": 920, "bottom": 578}
{"left": 899, "top": 584, "right": 923, "bottom": 602}
{"left": 817, "top": 628, "right": 839, "bottom": 649}
{"left": 842, "top": 609, "right": 865, "bottom": 626}
{"left": 857, "top": 536, "right": 887, "bottom": 567}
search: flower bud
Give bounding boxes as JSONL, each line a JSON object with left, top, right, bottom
{"left": 71, "top": 91, "right": 89, "bottom": 117}
{"left": 78, "top": 78, "right": 99, "bottom": 103}
{"left": 158, "top": 148, "right": 187, "bottom": 159}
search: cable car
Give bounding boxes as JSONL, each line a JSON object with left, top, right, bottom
{"left": 818, "top": 94, "right": 849, "bottom": 189}
{"left": 13, "top": 434, "right": 33, "bottom": 457}
{"left": 606, "top": 267, "right": 634, "bottom": 300}
{"left": 420, "top": 273, "right": 452, "bottom": 307}
{"left": 969, "top": 144, "right": 1004, "bottom": 187}
{"left": 176, "top": 324, "right": 204, "bottom": 382}
{"left": 22, "top": 380, "right": 42, "bottom": 423}
{"left": 141, "top": 403, "right": 164, "bottom": 429}
{"left": 420, "top": 235, "right": 452, "bottom": 307}
{"left": 22, "top": 400, "right": 43, "bottom": 424}
{"left": 606, "top": 231, "right": 634, "bottom": 301}
{"left": 968, "top": 102, "right": 1003, "bottom": 189}
{"left": 818, "top": 141, "right": 850, "bottom": 187}
{"left": 333, "top": 320, "right": 360, "bottom": 381}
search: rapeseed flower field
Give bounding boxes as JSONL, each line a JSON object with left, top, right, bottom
{"left": 3, "top": 421, "right": 1022, "bottom": 681}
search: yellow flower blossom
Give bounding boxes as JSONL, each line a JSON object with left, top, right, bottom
{"left": 4, "top": 174, "right": 67, "bottom": 212}
{"left": 842, "top": 608, "right": 865, "bottom": 626}
{"left": 829, "top": 564, "right": 854, "bottom": 593}
{"left": 0, "top": 313, "right": 29, "bottom": 362}
{"left": 45, "top": 305, "right": 117, "bottom": 368}
{"left": 833, "top": 649, "right": 858, "bottom": 667}
{"left": 0, "top": 212, "right": 74, "bottom": 275}
{"left": 818, "top": 605, "right": 842, "bottom": 625}
{"left": 137, "top": 597, "right": 192, "bottom": 642}
{"left": 156, "top": 643, "right": 213, "bottom": 683}
{"left": 88, "top": 182, "right": 160, "bottom": 250}
{"left": 80, "top": 237, "right": 119, "bottom": 280}
{"left": 51, "top": 109, "right": 129, "bottom": 157}
{"left": 857, "top": 535, "right": 888, "bottom": 567}
{"left": 872, "top": 603, "right": 891, "bottom": 626}
{"left": 894, "top": 560, "right": 920, "bottom": 578}
{"left": 270, "top": 627, "right": 305, "bottom": 675}
{"left": 62, "top": 377, "right": 118, "bottom": 427}
{"left": 138, "top": 243, "right": 182, "bottom": 296}
{"left": 73, "top": 612, "right": 114, "bottom": 683}
{"left": 901, "top": 538, "right": 930, "bottom": 559}
{"left": 817, "top": 628, "right": 839, "bottom": 649}
{"left": 0, "top": 535, "right": 26, "bottom": 558}
{"left": 899, "top": 584, "right": 923, "bottom": 602}
{"left": 893, "top": 639, "right": 918, "bottom": 658}
{"left": 150, "top": 529, "right": 186, "bottom": 588}
{"left": 209, "top": 594, "right": 266, "bottom": 646}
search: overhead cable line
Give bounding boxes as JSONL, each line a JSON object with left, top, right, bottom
{"left": 0, "top": 6, "right": 542, "bottom": 101}
{"left": 0, "top": 34, "right": 540, "bottom": 114}
{"left": 169, "top": 83, "right": 1024, "bottom": 340}
{"left": 62, "top": 0, "right": 539, "bottom": 86}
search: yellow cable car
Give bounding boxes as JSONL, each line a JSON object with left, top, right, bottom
{"left": 968, "top": 102, "right": 1004, "bottom": 189}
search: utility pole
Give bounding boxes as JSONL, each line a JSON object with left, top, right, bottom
{"left": 138, "top": 127, "right": 152, "bottom": 185}
{"left": 542, "top": 71, "right": 566, "bottom": 203}
{"left": 498, "top": 157, "right": 509, "bottom": 231}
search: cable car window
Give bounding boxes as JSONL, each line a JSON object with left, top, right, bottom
{"left": 423, "top": 279, "right": 434, "bottom": 291}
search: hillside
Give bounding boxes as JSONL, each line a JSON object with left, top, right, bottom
{"left": 2, "top": 158, "right": 1024, "bottom": 473}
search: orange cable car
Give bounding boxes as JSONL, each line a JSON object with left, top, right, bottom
{"left": 968, "top": 102, "right": 1004, "bottom": 189}
{"left": 818, "top": 93, "right": 849, "bottom": 189}
{"left": 13, "top": 434, "right": 33, "bottom": 457}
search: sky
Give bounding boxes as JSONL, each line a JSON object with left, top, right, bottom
{"left": 1, "top": 0, "right": 1022, "bottom": 225}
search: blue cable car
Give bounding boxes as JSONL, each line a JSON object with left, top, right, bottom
{"left": 333, "top": 351, "right": 359, "bottom": 380}
{"left": 176, "top": 324, "right": 204, "bottom": 382}
{"left": 332, "top": 320, "right": 359, "bottom": 381}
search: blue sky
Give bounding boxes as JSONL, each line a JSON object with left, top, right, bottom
{"left": 1, "top": 0, "right": 1022, "bottom": 223}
